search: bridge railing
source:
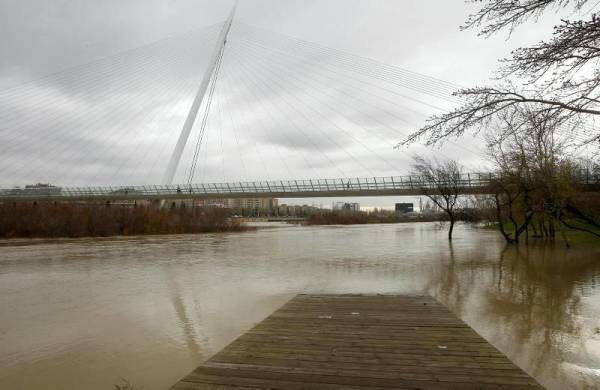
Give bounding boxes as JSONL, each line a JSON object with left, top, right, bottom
{"left": 0, "top": 171, "right": 598, "bottom": 201}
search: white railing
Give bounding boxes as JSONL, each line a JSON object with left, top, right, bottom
{"left": 0, "top": 171, "right": 598, "bottom": 201}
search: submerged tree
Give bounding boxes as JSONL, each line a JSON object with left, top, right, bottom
{"left": 487, "top": 106, "right": 560, "bottom": 243}
{"left": 402, "top": 0, "right": 600, "bottom": 148}
{"left": 411, "top": 156, "right": 463, "bottom": 240}
{"left": 487, "top": 105, "right": 600, "bottom": 244}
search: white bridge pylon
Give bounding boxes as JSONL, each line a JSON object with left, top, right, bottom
{"left": 161, "top": 1, "right": 238, "bottom": 185}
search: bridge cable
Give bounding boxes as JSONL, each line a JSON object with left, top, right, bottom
{"left": 231, "top": 44, "right": 400, "bottom": 175}
{"left": 231, "top": 38, "right": 486, "bottom": 162}
{"left": 186, "top": 41, "right": 225, "bottom": 185}
{"left": 227, "top": 49, "right": 355, "bottom": 178}
{"left": 224, "top": 52, "right": 317, "bottom": 179}
{"left": 236, "top": 24, "right": 598, "bottom": 147}
{"left": 0, "top": 29, "right": 219, "bottom": 184}
{"left": 219, "top": 66, "right": 272, "bottom": 180}
{"left": 0, "top": 38, "right": 214, "bottom": 185}
{"left": 219, "top": 59, "right": 249, "bottom": 182}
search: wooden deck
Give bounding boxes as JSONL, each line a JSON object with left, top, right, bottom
{"left": 172, "top": 294, "right": 543, "bottom": 389}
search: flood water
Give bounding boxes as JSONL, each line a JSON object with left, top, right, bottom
{"left": 1, "top": 222, "right": 599, "bottom": 389}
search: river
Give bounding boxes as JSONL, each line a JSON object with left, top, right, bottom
{"left": 1, "top": 222, "right": 599, "bottom": 389}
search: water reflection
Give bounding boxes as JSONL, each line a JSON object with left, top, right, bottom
{"left": 430, "top": 243, "right": 600, "bottom": 389}
{"left": 490, "top": 245, "right": 600, "bottom": 388}
{"left": 165, "top": 267, "right": 205, "bottom": 363}
{"left": 0, "top": 223, "right": 598, "bottom": 389}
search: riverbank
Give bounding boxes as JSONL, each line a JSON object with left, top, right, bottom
{"left": 484, "top": 220, "right": 600, "bottom": 247}
{"left": 304, "top": 210, "right": 442, "bottom": 225}
{"left": 0, "top": 203, "right": 246, "bottom": 238}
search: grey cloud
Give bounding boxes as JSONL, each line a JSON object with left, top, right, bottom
{"left": 0, "top": 0, "right": 564, "bottom": 202}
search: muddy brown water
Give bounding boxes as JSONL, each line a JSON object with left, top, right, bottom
{"left": 1, "top": 222, "right": 599, "bottom": 389}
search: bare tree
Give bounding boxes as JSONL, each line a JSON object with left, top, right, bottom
{"left": 487, "top": 105, "right": 600, "bottom": 243}
{"left": 402, "top": 0, "right": 600, "bottom": 148}
{"left": 411, "top": 156, "right": 463, "bottom": 240}
{"left": 487, "top": 113, "right": 538, "bottom": 243}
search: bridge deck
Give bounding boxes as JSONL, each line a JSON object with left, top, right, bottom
{"left": 171, "top": 294, "right": 543, "bottom": 389}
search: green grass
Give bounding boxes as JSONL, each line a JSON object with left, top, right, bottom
{"left": 484, "top": 220, "right": 600, "bottom": 247}
{"left": 559, "top": 228, "right": 600, "bottom": 246}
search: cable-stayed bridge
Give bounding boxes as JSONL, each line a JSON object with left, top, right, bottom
{"left": 1, "top": 172, "right": 599, "bottom": 203}
{"left": 0, "top": 174, "right": 511, "bottom": 202}
{"left": 1, "top": 3, "right": 597, "bottom": 202}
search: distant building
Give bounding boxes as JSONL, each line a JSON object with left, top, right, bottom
{"left": 191, "top": 198, "right": 279, "bottom": 214}
{"left": 226, "top": 198, "right": 278, "bottom": 211}
{"left": 104, "top": 199, "right": 151, "bottom": 207}
{"left": 301, "top": 204, "right": 319, "bottom": 216}
{"left": 276, "top": 204, "right": 319, "bottom": 217}
{"left": 333, "top": 201, "right": 360, "bottom": 212}
{"left": 194, "top": 198, "right": 228, "bottom": 208}
{"left": 8, "top": 183, "right": 62, "bottom": 196}
{"left": 395, "top": 202, "right": 414, "bottom": 215}
{"left": 421, "top": 200, "right": 440, "bottom": 215}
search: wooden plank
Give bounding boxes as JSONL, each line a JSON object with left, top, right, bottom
{"left": 171, "top": 294, "right": 543, "bottom": 389}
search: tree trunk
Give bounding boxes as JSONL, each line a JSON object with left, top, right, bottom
{"left": 448, "top": 217, "right": 455, "bottom": 241}
{"left": 494, "top": 194, "right": 513, "bottom": 243}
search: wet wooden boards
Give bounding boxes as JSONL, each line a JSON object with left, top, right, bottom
{"left": 171, "top": 294, "right": 543, "bottom": 389}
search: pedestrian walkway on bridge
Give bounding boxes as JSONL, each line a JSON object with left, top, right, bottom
{"left": 171, "top": 294, "right": 543, "bottom": 389}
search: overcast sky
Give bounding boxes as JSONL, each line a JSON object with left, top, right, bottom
{"left": 0, "top": 0, "right": 589, "bottom": 207}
